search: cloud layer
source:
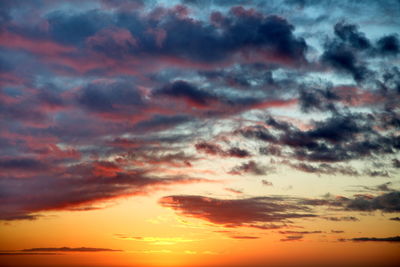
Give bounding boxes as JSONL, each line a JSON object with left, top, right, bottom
{"left": 0, "top": 0, "right": 399, "bottom": 226}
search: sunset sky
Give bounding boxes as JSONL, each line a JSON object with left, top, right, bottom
{"left": 0, "top": 0, "right": 399, "bottom": 266}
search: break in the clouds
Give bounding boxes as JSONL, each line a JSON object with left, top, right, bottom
{"left": 0, "top": 0, "right": 399, "bottom": 233}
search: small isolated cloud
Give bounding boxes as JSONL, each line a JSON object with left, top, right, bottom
{"left": 278, "top": 230, "right": 322, "bottom": 235}
{"left": 230, "top": 236, "right": 260, "bottom": 239}
{"left": 225, "top": 188, "right": 243, "bottom": 194}
{"left": 114, "top": 234, "right": 197, "bottom": 245}
{"left": 322, "top": 216, "right": 359, "bottom": 222}
{"left": 280, "top": 235, "right": 304, "bottom": 242}
{"left": 261, "top": 180, "right": 273, "bottom": 186}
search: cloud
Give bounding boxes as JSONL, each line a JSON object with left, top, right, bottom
{"left": 344, "top": 192, "right": 400, "bottom": 212}
{"left": 21, "top": 247, "right": 122, "bottom": 252}
{"left": 331, "top": 230, "right": 344, "bottom": 233}
{"left": 303, "top": 191, "right": 400, "bottom": 213}
{"left": 0, "top": 161, "right": 210, "bottom": 220}
{"left": 1, "top": 0, "right": 399, "bottom": 235}
{"left": 342, "top": 236, "right": 400, "bottom": 243}
{"left": 353, "top": 182, "right": 395, "bottom": 193}
{"left": 229, "top": 236, "right": 260, "bottom": 239}
{"left": 158, "top": 190, "right": 400, "bottom": 229}
{"left": 0, "top": 157, "right": 49, "bottom": 171}
{"left": 239, "top": 112, "right": 399, "bottom": 177}
{"left": 334, "top": 22, "right": 371, "bottom": 50}
{"left": 0, "top": 246, "right": 122, "bottom": 256}
{"left": 298, "top": 87, "right": 339, "bottom": 113}
{"left": 321, "top": 43, "right": 368, "bottom": 82}
{"left": 280, "top": 235, "right": 303, "bottom": 242}
{"left": 35, "top": 5, "right": 308, "bottom": 68}
{"left": 76, "top": 80, "right": 145, "bottom": 116}
{"left": 195, "top": 141, "right": 251, "bottom": 158}
{"left": 322, "top": 216, "right": 359, "bottom": 222}
{"left": 278, "top": 230, "right": 322, "bottom": 235}
{"left": 225, "top": 188, "right": 243, "bottom": 194}
{"left": 114, "top": 235, "right": 197, "bottom": 245}
{"left": 47, "top": 10, "right": 112, "bottom": 45}
{"left": 159, "top": 195, "right": 316, "bottom": 228}
{"left": 261, "top": 180, "right": 273, "bottom": 186}
{"left": 229, "top": 161, "right": 269, "bottom": 175}
{"left": 0, "top": 252, "right": 61, "bottom": 256}
{"left": 133, "top": 114, "right": 193, "bottom": 132}
{"left": 376, "top": 35, "right": 400, "bottom": 56}
{"left": 154, "top": 80, "right": 217, "bottom": 108}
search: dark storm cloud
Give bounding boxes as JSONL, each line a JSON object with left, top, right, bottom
{"left": 158, "top": 6, "right": 307, "bottom": 63}
{"left": 46, "top": 5, "right": 307, "bottom": 64}
{"left": 77, "top": 81, "right": 144, "bottom": 113}
{"left": 319, "top": 21, "right": 400, "bottom": 82}
{"left": 376, "top": 35, "right": 400, "bottom": 56}
{"left": 0, "top": 158, "right": 48, "bottom": 171}
{"left": 47, "top": 10, "right": 113, "bottom": 45}
{"left": 321, "top": 43, "right": 369, "bottom": 82}
{"left": 298, "top": 87, "right": 339, "bottom": 113}
{"left": 334, "top": 22, "right": 371, "bottom": 50}
{"left": 307, "top": 114, "right": 370, "bottom": 143}
{"left": 154, "top": 80, "right": 217, "bottom": 107}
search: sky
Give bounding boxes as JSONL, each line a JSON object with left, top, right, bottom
{"left": 0, "top": 0, "right": 399, "bottom": 266}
